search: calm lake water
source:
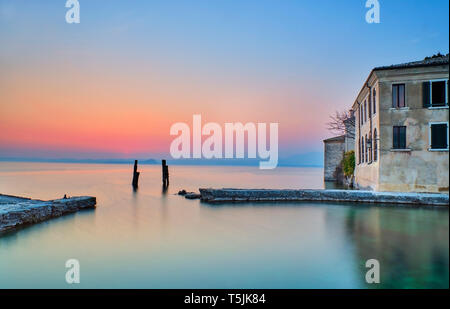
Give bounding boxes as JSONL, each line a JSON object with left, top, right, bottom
{"left": 0, "top": 162, "right": 448, "bottom": 289}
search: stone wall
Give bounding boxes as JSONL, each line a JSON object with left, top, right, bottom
{"left": 199, "top": 188, "right": 449, "bottom": 206}
{"left": 323, "top": 137, "right": 345, "bottom": 181}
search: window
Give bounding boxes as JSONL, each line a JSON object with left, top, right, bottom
{"left": 365, "top": 134, "right": 368, "bottom": 162}
{"left": 424, "top": 80, "right": 449, "bottom": 108}
{"left": 432, "top": 81, "right": 446, "bottom": 106}
{"left": 358, "top": 138, "right": 361, "bottom": 164}
{"left": 359, "top": 105, "right": 363, "bottom": 125}
{"left": 368, "top": 131, "right": 372, "bottom": 162}
{"left": 358, "top": 140, "right": 360, "bottom": 164}
{"left": 373, "top": 89, "right": 377, "bottom": 114}
{"left": 364, "top": 100, "right": 367, "bottom": 122}
{"left": 361, "top": 137, "right": 364, "bottom": 163}
{"left": 392, "top": 84, "right": 405, "bottom": 108}
{"left": 373, "top": 129, "right": 378, "bottom": 161}
{"left": 430, "top": 123, "right": 449, "bottom": 150}
{"left": 393, "top": 126, "right": 407, "bottom": 149}
{"left": 368, "top": 96, "right": 372, "bottom": 118}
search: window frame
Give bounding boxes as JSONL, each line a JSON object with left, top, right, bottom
{"left": 361, "top": 137, "right": 364, "bottom": 163}
{"left": 392, "top": 83, "right": 406, "bottom": 109}
{"left": 373, "top": 128, "right": 378, "bottom": 161}
{"left": 429, "top": 121, "right": 449, "bottom": 151}
{"left": 372, "top": 88, "right": 377, "bottom": 115}
{"left": 365, "top": 134, "right": 368, "bottom": 162}
{"left": 364, "top": 100, "right": 367, "bottom": 123}
{"left": 358, "top": 139, "right": 361, "bottom": 164}
{"left": 358, "top": 132, "right": 362, "bottom": 164}
{"left": 392, "top": 126, "right": 407, "bottom": 150}
{"left": 429, "top": 79, "right": 449, "bottom": 109}
{"left": 360, "top": 103, "right": 363, "bottom": 125}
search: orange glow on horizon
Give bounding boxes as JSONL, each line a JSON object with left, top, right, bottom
{"left": 1, "top": 64, "right": 329, "bottom": 157}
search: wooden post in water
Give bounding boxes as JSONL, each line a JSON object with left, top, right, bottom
{"left": 132, "top": 160, "right": 140, "bottom": 189}
{"left": 162, "top": 160, "right": 169, "bottom": 187}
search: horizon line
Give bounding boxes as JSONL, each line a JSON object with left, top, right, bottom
{"left": 0, "top": 157, "right": 324, "bottom": 168}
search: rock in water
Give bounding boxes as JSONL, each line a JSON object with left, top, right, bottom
{"left": 184, "top": 193, "right": 201, "bottom": 199}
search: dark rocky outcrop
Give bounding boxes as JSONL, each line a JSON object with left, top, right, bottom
{"left": 178, "top": 190, "right": 201, "bottom": 199}
{"left": 178, "top": 190, "right": 187, "bottom": 196}
{"left": 184, "top": 193, "right": 201, "bottom": 199}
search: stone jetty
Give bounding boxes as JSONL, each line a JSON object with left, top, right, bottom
{"left": 0, "top": 194, "right": 96, "bottom": 233}
{"left": 198, "top": 188, "right": 449, "bottom": 206}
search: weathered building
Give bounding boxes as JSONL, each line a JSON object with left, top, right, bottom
{"left": 352, "top": 54, "right": 449, "bottom": 193}
{"left": 323, "top": 116, "right": 355, "bottom": 181}
{"left": 323, "top": 135, "right": 346, "bottom": 181}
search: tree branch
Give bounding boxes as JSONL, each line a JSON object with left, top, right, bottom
{"left": 326, "top": 110, "right": 355, "bottom": 139}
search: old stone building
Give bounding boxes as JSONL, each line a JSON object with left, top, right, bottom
{"left": 323, "top": 135, "right": 346, "bottom": 181}
{"left": 323, "top": 117, "right": 355, "bottom": 181}
{"left": 352, "top": 54, "right": 449, "bottom": 193}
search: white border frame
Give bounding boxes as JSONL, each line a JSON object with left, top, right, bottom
{"left": 429, "top": 79, "right": 449, "bottom": 109}
{"left": 428, "top": 121, "right": 449, "bottom": 151}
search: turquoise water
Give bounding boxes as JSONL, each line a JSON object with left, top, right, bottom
{"left": 0, "top": 162, "right": 448, "bottom": 288}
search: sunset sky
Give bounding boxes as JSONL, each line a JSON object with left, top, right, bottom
{"left": 0, "top": 0, "right": 449, "bottom": 163}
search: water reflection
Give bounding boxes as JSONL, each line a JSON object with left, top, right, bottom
{"left": 325, "top": 205, "right": 449, "bottom": 288}
{"left": 0, "top": 163, "right": 448, "bottom": 288}
{"left": 162, "top": 184, "right": 168, "bottom": 195}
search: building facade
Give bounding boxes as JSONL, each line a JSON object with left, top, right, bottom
{"left": 323, "top": 116, "right": 355, "bottom": 181}
{"left": 323, "top": 135, "right": 346, "bottom": 181}
{"left": 352, "top": 54, "right": 449, "bottom": 193}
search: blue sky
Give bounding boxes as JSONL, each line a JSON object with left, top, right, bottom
{"left": 0, "top": 0, "right": 448, "bottom": 163}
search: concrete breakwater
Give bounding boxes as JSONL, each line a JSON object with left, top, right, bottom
{"left": 199, "top": 188, "right": 449, "bottom": 206}
{"left": 0, "top": 194, "right": 96, "bottom": 233}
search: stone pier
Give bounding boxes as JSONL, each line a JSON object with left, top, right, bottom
{"left": 198, "top": 188, "right": 448, "bottom": 206}
{"left": 0, "top": 194, "right": 97, "bottom": 233}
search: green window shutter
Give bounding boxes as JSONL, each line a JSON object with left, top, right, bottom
{"left": 392, "top": 85, "right": 398, "bottom": 108}
{"left": 393, "top": 127, "right": 398, "bottom": 148}
{"left": 393, "top": 126, "right": 407, "bottom": 149}
{"left": 423, "top": 81, "right": 430, "bottom": 108}
{"left": 399, "top": 84, "right": 405, "bottom": 107}
{"left": 431, "top": 124, "right": 448, "bottom": 149}
{"left": 399, "top": 126, "right": 406, "bottom": 149}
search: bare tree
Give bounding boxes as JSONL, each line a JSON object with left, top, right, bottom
{"left": 326, "top": 110, "right": 355, "bottom": 139}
